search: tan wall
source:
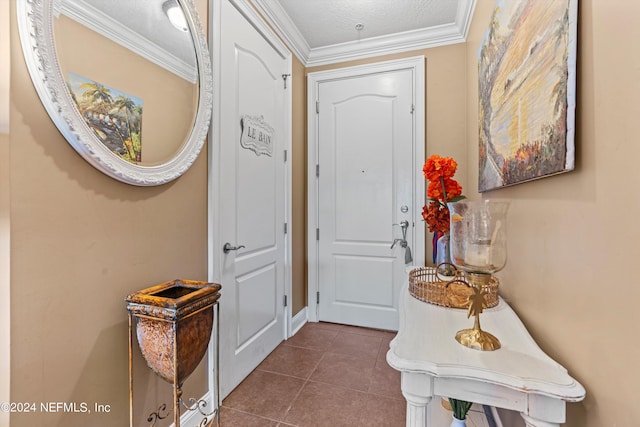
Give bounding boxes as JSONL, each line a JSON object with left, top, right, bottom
{"left": 9, "top": 1, "right": 209, "bottom": 425}
{"left": 0, "top": 132, "right": 9, "bottom": 427}
{"left": 0, "top": 0, "right": 8, "bottom": 134}
{"left": 466, "top": 1, "right": 640, "bottom": 425}
{"left": 291, "top": 55, "right": 307, "bottom": 315}
{"left": 1, "top": 4, "right": 11, "bottom": 426}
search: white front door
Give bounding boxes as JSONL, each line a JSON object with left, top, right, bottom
{"left": 310, "top": 58, "right": 425, "bottom": 331}
{"left": 214, "top": 0, "right": 290, "bottom": 398}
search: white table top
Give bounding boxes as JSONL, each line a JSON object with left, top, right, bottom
{"left": 387, "top": 287, "right": 585, "bottom": 402}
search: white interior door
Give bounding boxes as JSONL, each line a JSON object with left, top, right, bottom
{"left": 313, "top": 64, "right": 422, "bottom": 331}
{"left": 215, "top": 0, "right": 290, "bottom": 398}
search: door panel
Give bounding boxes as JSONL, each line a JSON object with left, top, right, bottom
{"left": 334, "top": 256, "right": 394, "bottom": 306}
{"left": 317, "top": 69, "right": 414, "bottom": 331}
{"left": 334, "top": 96, "right": 394, "bottom": 243}
{"left": 236, "top": 263, "right": 277, "bottom": 346}
{"left": 218, "top": 0, "right": 288, "bottom": 397}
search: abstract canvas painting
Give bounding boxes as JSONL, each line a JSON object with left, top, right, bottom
{"left": 478, "top": 0, "right": 577, "bottom": 192}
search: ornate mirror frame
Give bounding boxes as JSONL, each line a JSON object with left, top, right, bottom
{"left": 17, "top": 0, "right": 213, "bottom": 186}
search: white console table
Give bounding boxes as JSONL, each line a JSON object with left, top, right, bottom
{"left": 387, "top": 288, "right": 585, "bottom": 426}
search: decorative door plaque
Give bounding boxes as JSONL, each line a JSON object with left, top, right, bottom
{"left": 240, "top": 115, "right": 274, "bottom": 157}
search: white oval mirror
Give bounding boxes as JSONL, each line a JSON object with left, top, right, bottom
{"left": 17, "top": 0, "right": 212, "bottom": 186}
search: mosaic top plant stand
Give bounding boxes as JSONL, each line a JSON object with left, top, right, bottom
{"left": 126, "top": 280, "right": 222, "bottom": 427}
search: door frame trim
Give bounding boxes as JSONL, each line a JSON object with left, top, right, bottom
{"left": 208, "top": 0, "right": 293, "bottom": 399}
{"left": 306, "top": 56, "right": 426, "bottom": 322}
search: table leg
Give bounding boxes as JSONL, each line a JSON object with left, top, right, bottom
{"left": 402, "top": 391, "right": 432, "bottom": 427}
{"left": 521, "top": 413, "right": 560, "bottom": 427}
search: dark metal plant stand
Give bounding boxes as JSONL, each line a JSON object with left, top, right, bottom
{"left": 126, "top": 280, "right": 222, "bottom": 427}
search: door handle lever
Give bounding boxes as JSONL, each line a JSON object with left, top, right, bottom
{"left": 394, "top": 220, "right": 410, "bottom": 240}
{"left": 223, "top": 243, "right": 245, "bottom": 253}
{"left": 393, "top": 220, "right": 409, "bottom": 230}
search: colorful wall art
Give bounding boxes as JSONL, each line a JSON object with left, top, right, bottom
{"left": 478, "top": 0, "right": 577, "bottom": 192}
{"left": 67, "top": 72, "right": 143, "bottom": 164}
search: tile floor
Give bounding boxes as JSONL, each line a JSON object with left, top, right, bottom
{"left": 219, "top": 321, "right": 405, "bottom": 426}
{"left": 218, "top": 321, "right": 495, "bottom": 427}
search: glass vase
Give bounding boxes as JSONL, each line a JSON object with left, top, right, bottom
{"left": 435, "top": 233, "right": 455, "bottom": 278}
{"left": 447, "top": 200, "right": 510, "bottom": 274}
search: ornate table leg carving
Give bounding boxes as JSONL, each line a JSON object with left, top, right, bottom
{"left": 402, "top": 391, "right": 432, "bottom": 427}
{"left": 521, "top": 413, "right": 560, "bottom": 427}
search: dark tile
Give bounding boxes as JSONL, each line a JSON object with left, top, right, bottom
{"left": 219, "top": 407, "right": 279, "bottom": 426}
{"left": 284, "top": 325, "right": 339, "bottom": 351}
{"left": 224, "top": 322, "right": 407, "bottom": 427}
{"left": 309, "top": 322, "right": 345, "bottom": 333}
{"left": 368, "top": 358, "right": 403, "bottom": 400}
{"left": 310, "top": 352, "right": 376, "bottom": 392}
{"left": 334, "top": 324, "right": 394, "bottom": 338}
{"left": 377, "top": 331, "right": 397, "bottom": 362}
{"left": 258, "top": 343, "right": 324, "bottom": 379}
{"left": 328, "top": 331, "right": 383, "bottom": 359}
{"left": 284, "top": 380, "right": 367, "bottom": 427}
{"left": 359, "top": 392, "right": 406, "bottom": 426}
{"left": 223, "top": 370, "right": 305, "bottom": 421}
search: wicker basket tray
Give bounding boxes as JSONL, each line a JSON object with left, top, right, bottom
{"left": 408, "top": 267, "right": 499, "bottom": 309}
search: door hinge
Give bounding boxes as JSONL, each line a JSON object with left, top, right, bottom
{"left": 316, "top": 291, "right": 320, "bottom": 304}
{"left": 284, "top": 149, "right": 288, "bottom": 162}
{"left": 284, "top": 222, "right": 288, "bottom": 234}
{"left": 316, "top": 164, "right": 320, "bottom": 177}
{"left": 410, "top": 104, "right": 415, "bottom": 114}
{"left": 284, "top": 295, "right": 288, "bottom": 307}
{"left": 316, "top": 228, "right": 320, "bottom": 241}
{"left": 316, "top": 101, "right": 319, "bottom": 114}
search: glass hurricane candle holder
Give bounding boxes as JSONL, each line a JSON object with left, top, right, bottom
{"left": 447, "top": 200, "right": 510, "bottom": 351}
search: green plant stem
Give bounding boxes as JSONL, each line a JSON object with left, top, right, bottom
{"left": 440, "top": 176, "right": 449, "bottom": 205}
{"left": 449, "top": 398, "right": 473, "bottom": 420}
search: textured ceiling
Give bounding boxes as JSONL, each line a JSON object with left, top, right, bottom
{"left": 275, "top": 0, "right": 460, "bottom": 48}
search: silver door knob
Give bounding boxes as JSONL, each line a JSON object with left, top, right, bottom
{"left": 223, "top": 243, "right": 245, "bottom": 253}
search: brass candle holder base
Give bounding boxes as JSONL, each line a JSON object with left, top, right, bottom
{"left": 454, "top": 272, "right": 501, "bottom": 351}
{"left": 455, "top": 326, "right": 501, "bottom": 351}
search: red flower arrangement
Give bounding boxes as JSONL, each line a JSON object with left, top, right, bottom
{"left": 422, "top": 155, "right": 465, "bottom": 234}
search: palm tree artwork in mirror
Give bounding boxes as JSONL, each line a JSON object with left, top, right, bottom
{"left": 67, "top": 72, "right": 143, "bottom": 164}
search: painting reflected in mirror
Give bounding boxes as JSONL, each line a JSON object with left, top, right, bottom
{"left": 67, "top": 73, "right": 144, "bottom": 164}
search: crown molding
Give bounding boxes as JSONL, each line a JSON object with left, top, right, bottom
{"left": 306, "top": 21, "right": 469, "bottom": 67}
{"left": 251, "top": 0, "right": 476, "bottom": 67}
{"left": 60, "top": 0, "right": 197, "bottom": 83}
{"left": 229, "top": 0, "right": 292, "bottom": 59}
{"left": 456, "top": 0, "right": 477, "bottom": 40}
{"left": 251, "top": 0, "right": 310, "bottom": 63}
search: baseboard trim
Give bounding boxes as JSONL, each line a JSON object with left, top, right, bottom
{"left": 170, "top": 391, "right": 216, "bottom": 427}
{"left": 291, "top": 307, "right": 307, "bottom": 336}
